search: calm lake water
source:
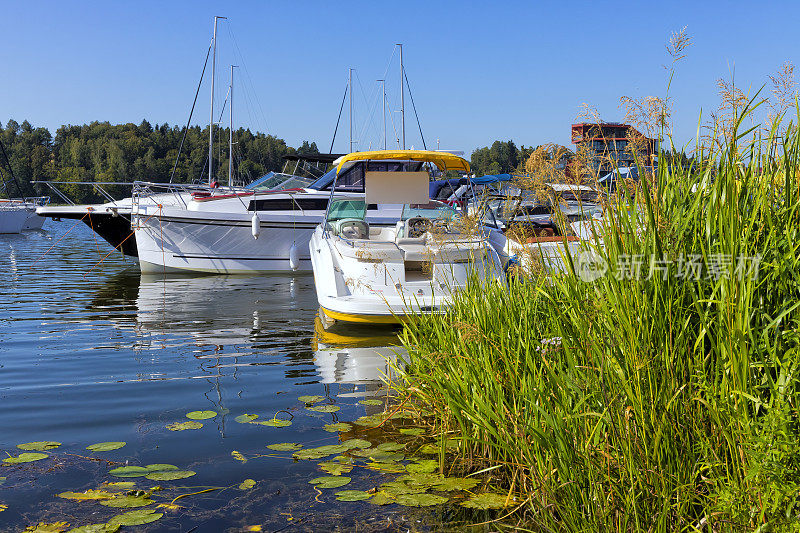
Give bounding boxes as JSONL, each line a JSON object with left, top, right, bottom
{"left": 0, "top": 221, "right": 444, "bottom": 532}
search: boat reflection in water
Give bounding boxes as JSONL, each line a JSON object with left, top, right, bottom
{"left": 312, "top": 315, "right": 405, "bottom": 388}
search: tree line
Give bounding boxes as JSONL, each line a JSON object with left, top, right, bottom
{"left": 0, "top": 119, "right": 318, "bottom": 204}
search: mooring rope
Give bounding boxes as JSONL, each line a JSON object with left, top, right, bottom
{"left": 32, "top": 210, "right": 90, "bottom": 265}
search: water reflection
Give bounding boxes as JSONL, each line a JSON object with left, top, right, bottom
{"left": 312, "top": 316, "right": 406, "bottom": 385}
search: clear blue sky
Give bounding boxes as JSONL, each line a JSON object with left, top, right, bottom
{"left": 2, "top": 1, "right": 797, "bottom": 155}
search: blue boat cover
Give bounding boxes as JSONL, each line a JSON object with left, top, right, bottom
{"left": 470, "top": 173, "right": 513, "bottom": 185}
{"left": 429, "top": 178, "right": 468, "bottom": 199}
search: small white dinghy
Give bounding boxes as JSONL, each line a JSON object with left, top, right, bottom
{"left": 310, "top": 150, "right": 504, "bottom": 325}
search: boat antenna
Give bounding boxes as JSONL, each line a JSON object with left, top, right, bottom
{"left": 404, "top": 69, "right": 427, "bottom": 150}
{"left": 0, "top": 137, "right": 25, "bottom": 200}
{"left": 169, "top": 40, "right": 213, "bottom": 183}
{"left": 209, "top": 15, "right": 227, "bottom": 187}
{"left": 229, "top": 64, "right": 238, "bottom": 187}
{"left": 329, "top": 80, "right": 348, "bottom": 154}
{"left": 398, "top": 43, "right": 405, "bottom": 149}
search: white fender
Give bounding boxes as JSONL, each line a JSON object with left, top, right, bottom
{"left": 289, "top": 242, "right": 299, "bottom": 271}
{"left": 251, "top": 213, "right": 260, "bottom": 239}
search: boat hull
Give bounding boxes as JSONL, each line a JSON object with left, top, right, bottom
{"left": 0, "top": 209, "right": 28, "bottom": 234}
{"left": 134, "top": 207, "right": 322, "bottom": 274}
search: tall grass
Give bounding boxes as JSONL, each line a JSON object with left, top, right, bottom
{"left": 398, "top": 109, "right": 800, "bottom": 531}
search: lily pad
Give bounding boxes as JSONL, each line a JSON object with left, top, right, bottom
{"left": 358, "top": 399, "right": 383, "bottom": 406}
{"left": 434, "top": 477, "right": 480, "bottom": 491}
{"left": 335, "top": 490, "right": 371, "bottom": 501}
{"left": 239, "top": 479, "right": 256, "bottom": 490}
{"left": 319, "top": 461, "right": 353, "bottom": 475}
{"left": 231, "top": 451, "right": 247, "bottom": 463}
{"left": 353, "top": 415, "right": 384, "bottom": 427}
{"left": 293, "top": 449, "right": 328, "bottom": 460}
{"left": 67, "top": 524, "right": 120, "bottom": 533}
{"left": 4, "top": 452, "right": 49, "bottom": 464}
{"left": 145, "top": 470, "right": 196, "bottom": 481}
{"left": 376, "top": 442, "right": 405, "bottom": 452}
{"left": 100, "top": 495, "right": 154, "bottom": 508}
{"left": 145, "top": 464, "right": 178, "bottom": 472}
{"left": 266, "top": 443, "right": 302, "bottom": 451}
{"left": 58, "top": 490, "right": 115, "bottom": 500}
{"left": 17, "top": 441, "right": 60, "bottom": 451}
{"left": 235, "top": 414, "right": 259, "bottom": 423}
{"left": 306, "top": 405, "right": 340, "bottom": 413}
{"left": 461, "top": 492, "right": 510, "bottom": 509}
{"left": 341, "top": 438, "right": 371, "bottom": 450}
{"left": 399, "top": 428, "right": 425, "bottom": 436}
{"left": 24, "top": 523, "right": 70, "bottom": 532}
{"left": 323, "top": 422, "right": 352, "bottom": 432}
{"left": 367, "top": 451, "right": 405, "bottom": 462}
{"left": 416, "top": 444, "right": 439, "bottom": 455}
{"left": 86, "top": 442, "right": 126, "bottom": 452}
{"left": 380, "top": 481, "right": 426, "bottom": 495}
{"left": 0, "top": 476, "right": 5, "bottom": 485}
{"left": 185, "top": 410, "right": 216, "bottom": 420}
{"left": 397, "top": 473, "right": 445, "bottom": 487}
{"left": 406, "top": 459, "right": 439, "bottom": 473}
{"left": 396, "top": 493, "right": 449, "bottom": 507}
{"left": 364, "top": 462, "right": 406, "bottom": 473}
{"left": 109, "top": 466, "right": 149, "bottom": 478}
{"left": 298, "top": 395, "right": 325, "bottom": 404}
{"left": 309, "top": 476, "right": 351, "bottom": 489}
{"left": 369, "top": 491, "right": 395, "bottom": 505}
{"left": 253, "top": 418, "right": 292, "bottom": 427}
{"left": 166, "top": 421, "right": 203, "bottom": 431}
{"left": 105, "top": 482, "right": 136, "bottom": 490}
{"left": 107, "top": 509, "right": 163, "bottom": 527}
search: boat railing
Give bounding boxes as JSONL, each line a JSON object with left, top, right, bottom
{"left": 131, "top": 181, "right": 258, "bottom": 212}
{"left": 32, "top": 180, "right": 140, "bottom": 206}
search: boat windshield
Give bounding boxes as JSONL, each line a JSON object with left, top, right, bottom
{"left": 327, "top": 198, "right": 366, "bottom": 222}
{"left": 244, "top": 172, "right": 314, "bottom": 191}
{"left": 401, "top": 201, "right": 457, "bottom": 221}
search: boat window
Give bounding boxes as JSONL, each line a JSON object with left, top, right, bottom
{"left": 244, "top": 172, "right": 314, "bottom": 191}
{"left": 248, "top": 198, "right": 329, "bottom": 211}
{"left": 327, "top": 198, "right": 366, "bottom": 221}
{"left": 401, "top": 201, "right": 457, "bottom": 221}
{"left": 310, "top": 161, "right": 427, "bottom": 192}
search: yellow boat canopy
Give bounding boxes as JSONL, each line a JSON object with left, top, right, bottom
{"left": 335, "top": 150, "right": 470, "bottom": 174}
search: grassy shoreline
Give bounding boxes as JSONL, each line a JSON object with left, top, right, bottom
{"left": 397, "top": 115, "right": 800, "bottom": 531}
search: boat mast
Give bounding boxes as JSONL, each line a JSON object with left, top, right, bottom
{"left": 349, "top": 68, "right": 354, "bottom": 152}
{"left": 378, "top": 79, "right": 386, "bottom": 150}
{"left": 209, "top": 15, "right": 226, "bottom": 186}
{"left": 398, "top": 43, "right": 405, "bottom": 149}
{"left": 229, "top": 64, "right": 237, "bottom": 187}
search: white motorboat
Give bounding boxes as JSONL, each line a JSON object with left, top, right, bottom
{"left": 131, "top": 157, "right": 413, "bottom": 273}
{"left": 478, "top": 181, "right": 604, "bottom": 275}
{"left": 310, "top": 150, "right": 504, "bottom": 325}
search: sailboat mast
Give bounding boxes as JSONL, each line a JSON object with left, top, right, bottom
{"left": 209, "top": 15, "right": 226, "bottom": 186}
{"left": 398, "top": 43, "right": 405, "bottom": 150}
{"left": 229, "top": 65, "right": 236, "bottom": 187}
{"left": 349, "top": 68, "right": 353, "bottom": 152}
{"left": 379, "top": 79, "right": 386, "bottom": 150}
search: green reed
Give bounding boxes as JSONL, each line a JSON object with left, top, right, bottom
{"left": 398, "top": 107, "right": 800, "bottom": 531}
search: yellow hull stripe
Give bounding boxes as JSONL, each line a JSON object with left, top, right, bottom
{"left": 321, "top": 307, "right": 405, "bottom": 325}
